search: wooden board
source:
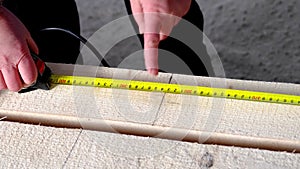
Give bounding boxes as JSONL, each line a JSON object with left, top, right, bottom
{"left": 0, "top": 63, "right": 300, "bottom": 168}
{"left": 64, "top": 130, "right": 300, "bottom": 169}
{"left": 0, "top": 121, "right": 81, "bottom": 168}
{"left": 0, "top": 63, "right": 172, "bottom": 124}
{"left": 0, "top": 121, "right": 299, "bottom": 169}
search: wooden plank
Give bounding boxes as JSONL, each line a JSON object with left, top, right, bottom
{"left": 0, "top": 121, "right": 81, "bottom": 168}
{"left": 0, "top": 63, "right": 299, "bottom": 153}
{"left": 1, "top": 121, "right": 298, "bottom": 168}
{"left": 63, "top": 130, "right": 300, "bottom": 169}
{"left": 169, "top": 74, "right": 300, "bottom": 96}
{"left": 0, "top": 63, "right": 300, "bottom": 167}
{"left": 1, "top": 110, "right": 298, "bottom": 153}
{"left": 154, "top": 74, "right": 300, "bottom": 146}
{"left": 47, "top": 63, "right": 173, "bottom": 125}
{"left": 0, "top": 63, "right": 172, "bottom": 124}
{"left": 155, "top": 94, "right": 300, "bottom": 140}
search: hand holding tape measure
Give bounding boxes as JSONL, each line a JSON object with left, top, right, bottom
{"left": 0, "top": 24, "right": 298, "bottom": 106}
{"left": 0, "top": 6, "right": 40, "bottom": 92}
{"left": 3, "top": 44, "right": 297, "bottom": 106}
{"left": 0, "top": 13, "right": 298, "bottom": 106}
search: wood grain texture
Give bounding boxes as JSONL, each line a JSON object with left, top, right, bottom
{"left": 1, "top": 63, "right": 300, "bottom": 168}
{"left": 0, "top": 121, "right": 81, "bottom": 169}
{"left": 170, "top": 74, "right": 300, "bottom": 95}
{"left": 153, "top": 74, "right": 300, "bottom": 142}
{"left": 48, "top": 63, "right": 172, "bottom": 125}
{"left": 1, "top": 63, "right": 300, "bottom": 144}
{"left": 155, "top": 94, "right": 300, "bottom": 141}
{"left": 0, "top": 63, "right": 172, "bottom": 124}
{"left": 63, "top": 130, "right": 300, "bottom": 169}
{"left": 1, "top": 121, "right": 299, "bottom": 169}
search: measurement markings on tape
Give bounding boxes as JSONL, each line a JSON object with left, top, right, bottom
{"left": 49, "top": 75, "right": 300, "bottom": 106}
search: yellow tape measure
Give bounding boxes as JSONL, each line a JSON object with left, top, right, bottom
{"left": 49, "top": 75, "right": 300, "bottom": 106}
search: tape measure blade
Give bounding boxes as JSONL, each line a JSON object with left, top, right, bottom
{"left": 49, "top": 75, "right": 300, "bottom": 106}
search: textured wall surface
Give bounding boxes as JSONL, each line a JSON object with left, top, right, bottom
{"left": 199, "top": 0, "right": 300, "bottom": 83}
{"left": 75, "top": 0, "right": 300, "bottom": 84}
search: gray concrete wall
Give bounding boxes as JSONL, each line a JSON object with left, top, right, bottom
{"left": 75, "top": 0, "right": 300, "bottom": 84}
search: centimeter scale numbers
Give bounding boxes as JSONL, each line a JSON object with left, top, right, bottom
{"left": 49, "top": 75, "right": 300, "bottom": 106}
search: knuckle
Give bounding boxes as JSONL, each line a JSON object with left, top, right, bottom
{"left": 145, "top": 38, "right": 160, "bottom": 48}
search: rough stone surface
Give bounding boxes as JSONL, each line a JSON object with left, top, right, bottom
{"left": 75, "top": 0, "right": 300, "bottom": 84}
{"left": 199, "top": 0, "right": 300, "bottom": 83}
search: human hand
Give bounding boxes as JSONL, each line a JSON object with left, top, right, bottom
{"left": 129, "top": 0, "right": 192, "bottom": 75}
{"left": 0, "top": 6, "right": 38, "bottom": 92}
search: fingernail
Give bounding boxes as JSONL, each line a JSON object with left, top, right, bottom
{"left": 23, "top": 84, "right": 31, "bottom": 88}
{"left": 23, "top": 81, "right": 36, "bottom": 88}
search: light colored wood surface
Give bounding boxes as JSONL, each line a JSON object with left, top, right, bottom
{"left": 0, "top": 121, "right": 81, "bottom": 169}
{"left": 64, "top": 130, "right": 299, "bottom": 169}
{"left": 0, "top": 63, "right": 172, "bottom": 124}
{"left": 0, "top": 121, "right": 299, "bottom": 169}
{"left": 0, "top": 63, "right": 300, "bottom": 168}
{"left": 154, "top": 74, "right": 300, "bottom": 143}
{"left": 170, "top": 74, "right": 300, "bottom": 95}
{"left": 155, "top": 94, "right": 300, "bottom": 140}
{"left": 1, "top": 63, "right": 298, "bottom": 148}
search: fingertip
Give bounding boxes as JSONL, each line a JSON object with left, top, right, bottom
{"left": 144, "top": 33, "right": 160, "bottom": 77}
{"left": 1, "top": 67, "right": 23, "bottom": 92}
{"left": 144, "top": 47, "right": 159, "bottom": 75}
{"left": 148, "top": 68, "right": 159, "bottom": 76}
{"left": 18, "top": 55, "right": 38, "bottom": 85}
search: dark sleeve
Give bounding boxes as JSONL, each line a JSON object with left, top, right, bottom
{"left": 3, "top": 0, "right": 81, "bottom": 64}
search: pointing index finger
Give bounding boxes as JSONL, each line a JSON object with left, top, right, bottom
{"left": 144, "top": 12, "right": 161, "bottom": 76}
